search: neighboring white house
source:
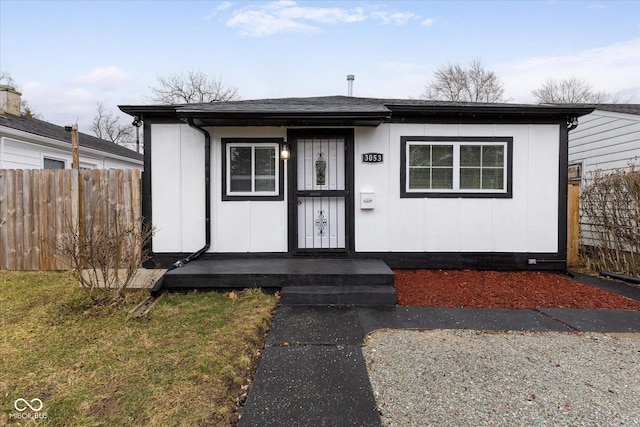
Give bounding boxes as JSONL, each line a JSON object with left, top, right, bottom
{"left": 120, "top": 96, "right": 592, "bottom": 271}
{"left": 568, "top": 104, "right": 640, "bottom": 181}
{"left": 0, "top": 86, "right": 143, "bottom": 170}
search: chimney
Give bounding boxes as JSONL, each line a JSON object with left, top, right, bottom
{"left": 0, "top": 85, "right": 22, "bottom": 116}
{"left": 347, "top": 74, "right": 354, "bottom": 97}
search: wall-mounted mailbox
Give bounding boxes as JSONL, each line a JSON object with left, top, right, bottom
{"left": 360, "top": 192, "right": 375, "bottom": 210}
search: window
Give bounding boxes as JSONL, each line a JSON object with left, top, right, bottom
{"left": 408, "top": 145, "right": 454, "bottom": 190}
{"left": 459, "top": 145, "right": 505, "bottom": 190}
{"left": 401, "top": 136, "right": 512, "bottom": 198}
{"left": 568, "top": 163, "right": 582, "bottom": 182}
{"left": 43, "top": 157, "right": 65, "bottom": 169}
{"left": 222, "top": 139, "right": 284, "bottom": 201}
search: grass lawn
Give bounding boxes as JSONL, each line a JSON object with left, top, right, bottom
{"left": 0, "top": 271, "right": 278, "bottom": 426}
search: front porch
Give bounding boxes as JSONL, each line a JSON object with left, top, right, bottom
{"left": 162, "top": 258, "right": 396, "bottom": 306}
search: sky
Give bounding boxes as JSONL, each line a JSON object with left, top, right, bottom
{"left": 1, "top": 0, "right": 639, "bottom": 135}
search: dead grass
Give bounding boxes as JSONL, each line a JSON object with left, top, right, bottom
{"left": 0, "top": 271, "right": 278, "bottom": 426}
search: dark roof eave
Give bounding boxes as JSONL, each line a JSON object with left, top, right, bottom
{"left": 386, "top": 104, "right": 595, "bottom": 119}
{"left": 186, "top": 111, "right": 390, "bottom": 127}
{"left": 119, "top": 105, "right": 178, "bottom": 117}
{"left": 190, "top": 117, "right": 386, "bottom": 127}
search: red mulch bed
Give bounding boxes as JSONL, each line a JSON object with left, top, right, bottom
{"left": 394, "top": 270, "right": 640, "bottom": 310}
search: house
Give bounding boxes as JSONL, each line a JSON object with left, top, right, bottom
{"left": 568, "top": 104, "right": 640, "bottom": 182}
{"left": 119, "top": 96, "right": 592, "bottom": 271}
{"left": 0, "top": 86, "right": 143, "bottom": 170}
{"left": 567, "top": 104, "right": 640, "bottom": 270}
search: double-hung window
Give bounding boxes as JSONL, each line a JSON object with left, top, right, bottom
{"left": 401, "top": 136, "right": 512, "bottom": 198}
{"left": 222, "top": 138, "right": 284, "bottom": 201}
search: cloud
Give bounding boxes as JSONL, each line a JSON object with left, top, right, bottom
{"left": 224, "top": 1, "right": 419, "bottom": 37}
{"left": 421, "top": 18, "right": 435, "bottom": 27}
{"left": 371, "top": 11, "right": 418, "bottom": 25}
{"left": 20, "top": 80, "right": 137, "bottom": 135}
{"left": 204, "top": 1, "right": 234, "bottom": 21}
{"left": 501, "top": 38, "right": 640, "bottom": 102}
{"left": 273, "top": 1, "right": 365, "bottom": 24}
{"left": 69, "top": 66, "right": 133, "bottom": 90}
{"left": 226, "top": 9, "right": 321, "bottom": 36}
{"left": 21, "top": 81, "right": 96, "bottom": 128}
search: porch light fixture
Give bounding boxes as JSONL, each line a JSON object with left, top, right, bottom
{"left": 280, "top": 143, "right": 290, "bottom": 160}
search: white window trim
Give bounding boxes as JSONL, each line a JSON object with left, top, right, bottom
{"left": 406, "top": 140, "right": 508, "bottom": 193}
{"left": 226, "top": 142, "right": 280, "bottom": 197}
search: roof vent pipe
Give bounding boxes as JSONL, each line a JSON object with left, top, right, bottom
{"left": 347, "top": 74, "right": 354, "bottom": 97}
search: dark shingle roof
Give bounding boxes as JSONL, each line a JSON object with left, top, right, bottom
{"left": 0, "top": 113, "right": 143, "bottom": 161}
{"left": 542, "top": 103, "right": 640, "bottom": 116}
{"left": 591, "top": 104, "right": 640, "bottom": 115}
{"left": 166, "top": 95, "right": 593, "bottom": 114}
{"left": 178, "top": 96, "right": 393, "bottom": 113}
{"left": 120, "top": 95, "right": 594, "bottom": 127}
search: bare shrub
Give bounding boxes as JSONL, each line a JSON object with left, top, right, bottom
{"left": 580, "top": 163, "right": 640, "bottom": 277}
{"left": 58, "top": 202, "right": 154, "bottom": 306}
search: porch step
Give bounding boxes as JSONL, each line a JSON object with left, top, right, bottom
{"left": 280, "top": 285, "right": 396, "bottom": 306}
{"left": 162, "top": 258, "right": 395, "bottom": 290}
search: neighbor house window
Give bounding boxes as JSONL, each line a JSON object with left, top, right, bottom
{"left": 401, "top": 136, "right": 512, "bottom": 198}
{"left": 222, "top": 139, "right": 284, "bottom": 201}
{"left": 43, "top": 157, "right": 65, "bottom": 169}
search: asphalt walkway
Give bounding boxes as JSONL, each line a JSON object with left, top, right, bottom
{"left": 238, "top": 273, "right": 640, "bottom": 427}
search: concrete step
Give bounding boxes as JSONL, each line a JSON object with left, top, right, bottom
{"left": 280, "top": 285, "right": 396, "bottom": 306}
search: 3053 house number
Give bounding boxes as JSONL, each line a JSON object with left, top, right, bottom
{"left": 362, "top": 153, "right": 383, "bottom": 163}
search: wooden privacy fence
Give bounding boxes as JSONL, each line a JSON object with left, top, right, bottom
{"left": 0, "top": 169, "right": 141, "bottom": 270}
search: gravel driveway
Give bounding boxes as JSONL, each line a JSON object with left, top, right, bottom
{"left": 363, "top": 329, "right": 640, "bottom": 426}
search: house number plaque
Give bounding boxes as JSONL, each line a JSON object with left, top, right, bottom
{"left": 362, "top": 153, "right": 383, "bottom": 163}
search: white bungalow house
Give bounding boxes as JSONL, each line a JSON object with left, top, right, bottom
{"left": 0, "top": 86, "right": 143, "bottom": 170}
{"left": 568, "top": 104, "right": 640, "bottom": 181}
{"left": 120, "top": 96, "right": 592, "bottom": 271}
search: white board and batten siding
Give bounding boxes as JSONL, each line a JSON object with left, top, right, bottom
{"left": 151, "top": 122, "right": 562, "bottom": 255}
{"left": 569, "top": 109, "right": 640, "bottom": 178}
{"left": 150, "top": 124, "right": 288, "bottom": 253}
{"left": 354, "top": 123, "right": 561, "bottom": 254}
{"left": 209, "top": 127, "right": 288, "bottom": 253}
{"left": 150, "top": 124, "right": 206, "bottom": 253}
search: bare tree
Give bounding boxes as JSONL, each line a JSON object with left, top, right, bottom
{"left": 21, "top": 103, "right": 39, "bottom": 118}
{"left": 423, "top": 59, "right": 506, "bottom": 102}
{"left": 532, "top": 77, "right": 622, "bottom": 104}
{"left": 147, "top": 70, "right": 240, "bottom": 104}
{"left": 58, "top": 199, "right": 155, "bottom": 307}
{"left": 91, "top": 102, "right": 135, "bottom": 148}
{"left": 0, "top": 70, "right": 15, "bottom": 86}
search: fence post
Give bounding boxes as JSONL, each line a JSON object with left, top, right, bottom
{"left": 567, "top": 182, "right": 580, "bottom": 267}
